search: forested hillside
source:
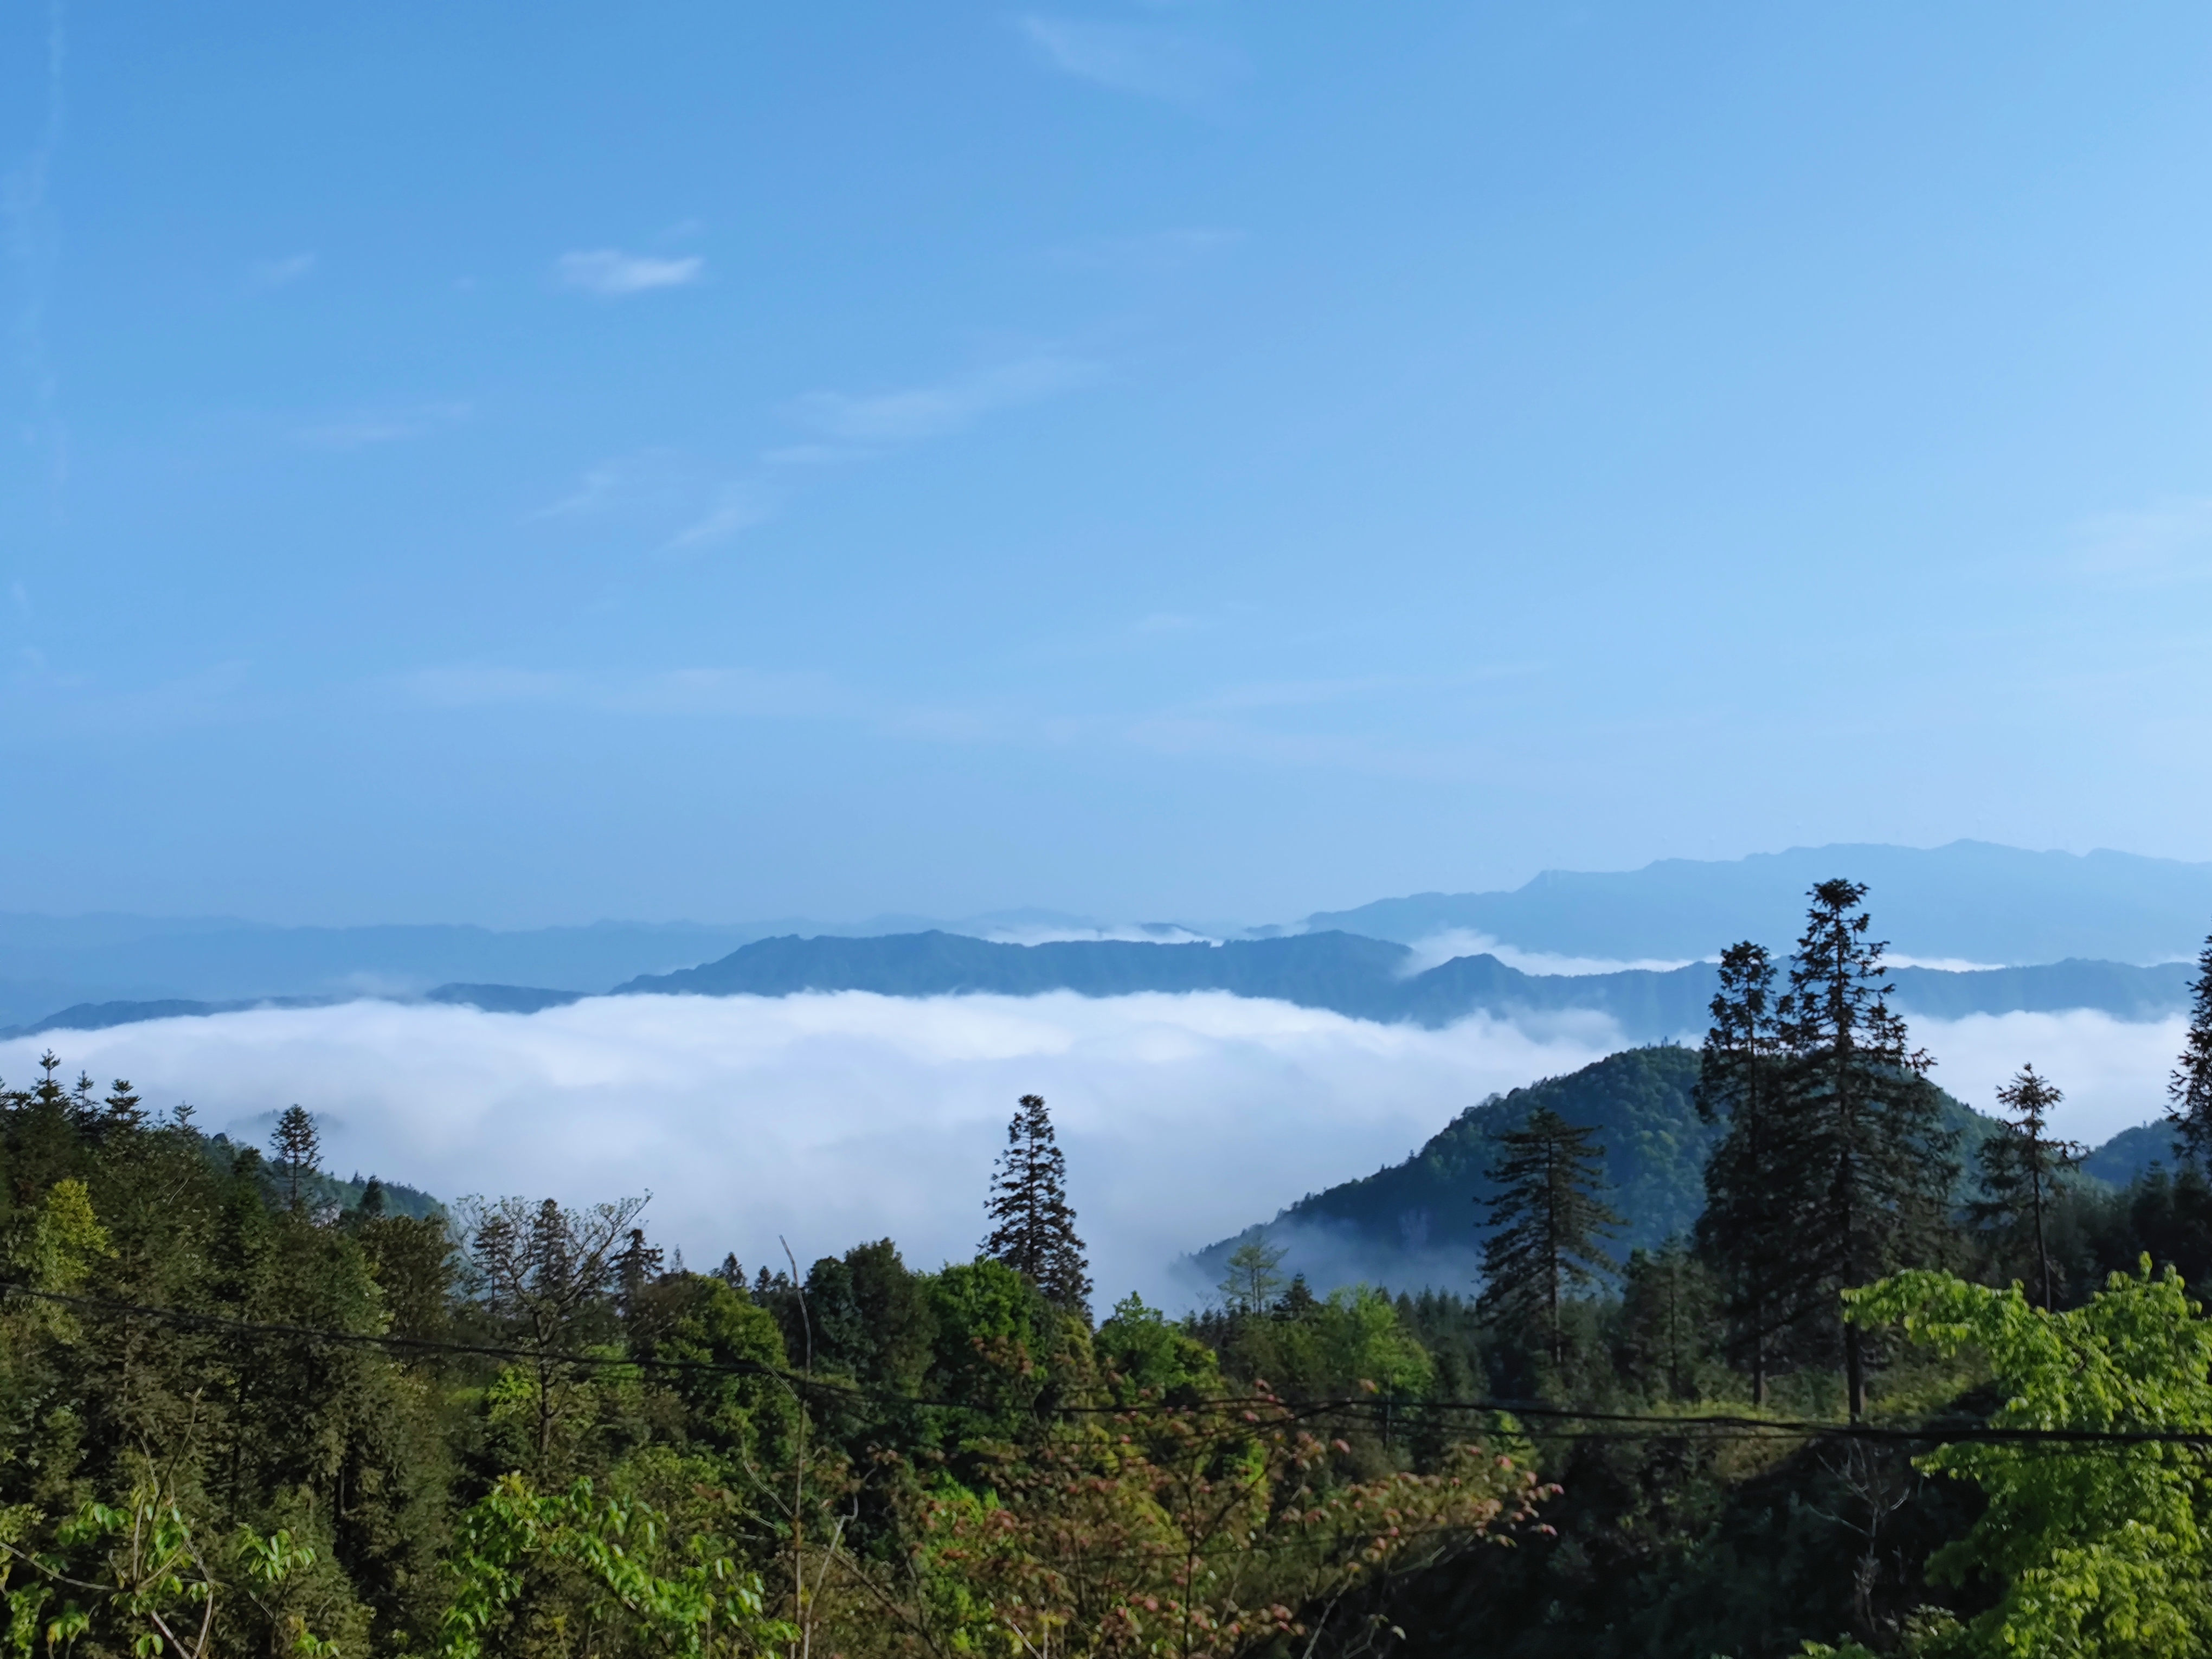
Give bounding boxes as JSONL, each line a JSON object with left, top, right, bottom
{"left": 1187, "top": 1046, "right": 2020, "bottom": 1295}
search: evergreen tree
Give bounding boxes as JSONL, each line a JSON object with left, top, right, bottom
{"left": 269, "top": 1103, "right": 321, "bottom": 1210}
{"left": 1970, "top": 1064, "right": 2085, "bottom": 1310}
{"left": 1693, "top": 940, "right": 1792, "bottom": 1405}
{"left": 2166, "top": 930, "right": 2212, "bottom": 1166}
{"left": 1616, "top": 1237, "right": 1716, "bottom": 1401}
{"left": 1477, "top": 1106, "right": 1623, "bottom": 1371}
{"left": 1774, "top": 879, "right": 1959, "bottom": 1420}
{"left": 981, "top": 1094, "right": 1092, "bottom": 1318}
{"left": 100, "top": 1078, "right": 145, "bottom": 1138}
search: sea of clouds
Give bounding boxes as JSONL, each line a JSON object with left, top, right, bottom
{"left": 0, "top": 994, "right": 2185, "bottom": 1308}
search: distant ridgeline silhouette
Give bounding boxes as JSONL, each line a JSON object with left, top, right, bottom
{"left": 6, "top": 931, "right": 2195, "bottom": 1042}
{"left": 1303, "top": 840, "right": 2212, "bottom": 963}
{"left": 606, "top": 931, "right": 2193, "bottom": 1040}
{"left": 5, "top": 841, "right": 2208, "bottom": 1033}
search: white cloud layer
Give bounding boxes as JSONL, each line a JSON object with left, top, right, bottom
{"left": 1, "top": 998, "right": 2179, "bottom": 1308}
{"left": 1399, "top": 928, "right": 1700, "bottom": 977}
{"left": 2, "top": 994, "right": 1617, "bottom": 1304}
{"left": 1908, "top": 1009, "right": 2187, "bottom": 1144}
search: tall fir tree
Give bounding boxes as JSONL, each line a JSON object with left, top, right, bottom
{"left": 981, "top": 1094, "right": 1092, "bottom": 1319}
{"left": 1969, "top": 1064, "right": 2084, "bottom": 1310}
{"left": 1693, "top": 940, "right": 1792, "bottom": 1405}
{"left": 269, "top": 1103, "right": 321, "bottom": 1210}
{"left": 1774, "top": 879, "right": 1959, "bottom": 1420}
{"left": 1476, "top": 1106, "right": 1623, "bottom": 1372}
{"left": 1616, "top": 1237, "right": 1716, "bottom": 1403}
{"left": 2165, "top": 930, "right": 2212, "bottom": 1166}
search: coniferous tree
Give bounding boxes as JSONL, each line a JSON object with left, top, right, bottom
{"left": 982, "top": 1094, "right": 1092, "bottom": 1319}
{"left": 1970, "top": 1065, "right": 2085, "bottom": 1310}
{"left": 1774, "top": 879, "right": 1960, "bottom": 1420}
{"left": 269, "top": 1103, "right": 321, "bottom": 1210}
{"left": 1616, "top": 1237, "right": 1717, "bottom": 1402}
{"left": 1693, "top": 940, "right": 1792, "bottom": 1405}
{"left": 2166, "top": 931, "right": 2212, "bottom": 1166}
{"left": 1477, "top": 1107, "right": 1623, "bottom": 1371}
{"left": 100, "top": 1078, "right": 145, "bottom": 1138}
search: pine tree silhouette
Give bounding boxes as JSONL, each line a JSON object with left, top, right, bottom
{"left": 1693, "top": 940, "right": 1792, "bottom": 1405}
{"left": 1773, "top": 878, "right": 1959, "bottom": 1422}
{"left": 2166, "top": 931, "right": 2212, "bottom": 1166}
{"left": 1477, "top": 1105, "right": 1622, "bottom": 1372}
{"left": 981, "top": 1094, "right": 1091, "bottom": 1318}
{"left": 1971, "top": 1064, "right": 2084, "bottom": 1310}
{"left": 270, "top": 1104, "right": 321, "bottom": 1210}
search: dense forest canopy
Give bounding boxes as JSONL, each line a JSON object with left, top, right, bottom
{"left": 5, "top": 887, "right": 2212, "bottom": 1658}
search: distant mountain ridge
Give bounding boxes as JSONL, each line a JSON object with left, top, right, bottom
{"left": 1307, "top": 840, "right": 2212, "bottom": 964}
{"left": 5, "top": 936, "right": 2194, "bottom": 1044}
{"left": 3, "top": 840, "right": 2207, "bottom": 1034}
{"left": 610, "top": 931, "right": 2195, "bottom": 1040}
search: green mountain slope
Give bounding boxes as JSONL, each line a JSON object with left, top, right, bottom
{"left": 1184, "top": 1045, "right": 2005, "bottom": 1297}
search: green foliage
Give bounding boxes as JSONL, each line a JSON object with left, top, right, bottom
{"left": 433, "top": 1475, "right": 787, "bottom": 1659}
{"left": 1218, "top": 1235, "right": 1287, "bottom": 1315}
{"left": 1849, "top": 1262, "right": 2212, "bottom": 1656}
{"left": 1095, "top": 1295, "right": 1217, "bottom": 1399}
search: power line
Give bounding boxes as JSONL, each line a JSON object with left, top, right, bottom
{"left": 6, "top": 1278, "right": 2208, "bottom": 1448}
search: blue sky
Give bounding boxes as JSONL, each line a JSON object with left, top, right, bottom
{"left": 4, "top": 2, "right": 2211, "bottom": 927}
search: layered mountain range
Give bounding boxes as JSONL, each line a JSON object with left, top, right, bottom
{"left": 2, "top": 840, "right": 2205, "bottom": 1039}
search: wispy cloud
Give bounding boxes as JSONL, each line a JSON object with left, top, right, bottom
{"left": 293, "top": 401, "right": 470, "bottom": 452}
{"left": 789, "top": 353, "right": 1100, "bottom": 442}
{"left": 535, "top": 449, "right": 695, "bottom": 519}
{"left": 1043, "top": 227, "right": 1244, "bottom": 273}
{"left": 555, "top": 249, "right": 705, "bottom": 296}
{"left": 664, "top": 483, "right": 777, "bottom": 551}
{"left": 250, "top": 252, "right": 316, "bottom": 289}
{"left": 396, "top": 664, "right": 854, "bottom": 720}
{"left": 2072, "top": 497, "right": 2212, "bottom": 583}
{"left": 398, "top": 666, "right": 570, "bottom": 708}
{"left": 532, "top": 450, "right": 782, "bottom": 552}
{"left": 1016, "top": 15, "right": 1244, "bottom": 109}
{"left": 539, "top": 351, "right": 1099, "bottom": 551}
